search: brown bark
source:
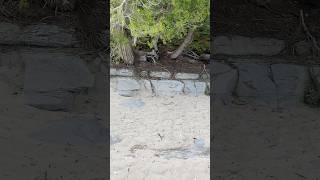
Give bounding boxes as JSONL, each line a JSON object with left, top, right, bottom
{"left": 119, "top": 39, "right": 134, "bottom": 65}
{"left": 114, "top": 25, "right": 134, "bottom": 65}
{"left": 170, "top": 30, "right": 194, "bottom": 59}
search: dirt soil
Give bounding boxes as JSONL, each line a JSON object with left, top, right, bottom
{"left": 215, "top": 0, "right": 320, "bottom": 40}
{"left": 112, "top": 55, "right": 209, "bottom": 76}
{"left": 0, "top": 0, "right": 108, "bottom": 49}
{"left": 214, "top": 0, "right": 320, "bottom": 64}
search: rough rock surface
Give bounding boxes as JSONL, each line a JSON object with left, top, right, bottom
{"left": 213, "top": 36, "right": 285, "bottom": 56}
{"left": 149, "top": 71, "right": 171, "bottom": 79}
{"left": 151, "top": 80, "right": 184, "bottom": 96}
{"left": 183, "top": 80, "right": 207, "bottom": 96}
{"left": 117, "top": 78, "right": 140, "bottom": 97}
{"left": 0, "top": 23, "right": 78, "bottom": 47}
{"left": 26, "top": 91, "right": 75, "bottom": 111}
{"left": 272, "top": 64, "right": 309, "bottom": 106}
{"left": 175, "top": 73, "right": 199, "bottom": 80}
{"left": 212, "top": 62, "right": 238, "bottom": 104}
{"left": 213, "top": 61, "right": 311, "bottom": 107}
{"left": 24, "top": 51, "right": 94, "bottom": 111}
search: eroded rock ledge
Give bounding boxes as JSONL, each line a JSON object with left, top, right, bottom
{"left": 110, "top": 67, "right": 210, "bottom": 97}
{"left": 213, "top": 61, "right": 320, "bottom": 108}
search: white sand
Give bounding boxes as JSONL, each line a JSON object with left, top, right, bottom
{"left": 110, "top": 87, "right": 210, "bottom": 180}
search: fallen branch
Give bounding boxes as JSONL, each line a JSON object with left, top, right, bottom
{"left": 170, "top": 30, "right": 194, "bottom": 59}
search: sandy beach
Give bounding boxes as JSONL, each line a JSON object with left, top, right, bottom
{"left": 110, "top": 85, "right": 210, "bottom": 180}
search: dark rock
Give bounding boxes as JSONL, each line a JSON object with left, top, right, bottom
{"left": 26, "top": 91, "right": 75, "bottom": 111}
{"left": 24, "top": 51, "right": 94, "bottom": 92}
{"left": 212, "top": 62, "right": 238, "bottom": 104}
{"left": 213, "top": 36, "right": 285, "bottom": 56}
{"left": 0, "top": 23, "right": 79, "bottom": 47}
{"left": 235, "top": 63, "right": 277, "bottom": 106}
{"left": 23, "top": 51, "right": 94, "bottom": 111}
{"left": 29, "top": 115, "right": 108, "bottom": 145}
{"left": 272, "top": 64, "right": 309, "bottom": 106}
{"left": 19, "top": 24, "right": 78, "bottom": 47}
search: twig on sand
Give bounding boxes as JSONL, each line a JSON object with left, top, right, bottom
{"left": 300, "top": 9, "right": 320, "bottom": 57}
{"left": 157, "top": 133, "right": 164, "bottom": 141}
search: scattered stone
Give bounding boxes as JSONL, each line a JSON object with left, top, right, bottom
{"left": 175, "top": 73, "right": 199, "bottom": 80}
{"left": 149, "top": 71, "right": 171, "bottom": 79}
{"left": 193, "top": 138, "right": 206, "bottom": 151}
{"left": 111, "top": 134, "right": 121, "bottom": 145}
{"left": 199, "top": 54, "right": 210, "bottom": 60}
{"left": 213, "top": 36, "right": 285, "bottom": 56}
{"left": 120, "top": 99, "right": 145, "bottom": 108}
{"left": 110, "top": 68, "right": 134, "bottom": 76}
{"left": 110, "top": 68, "right": 117, "bottom": 76}
{"left": 25, "top": 91, "right": 75, "bottom": 111}
{"left": 117, "top": 78, "right": 140, "bottom": 97}
{"left": 155, "top": 138, "right": 209, "bottom": 159}
{"left": 151, "top": 80, "right": 184, "bottom": 96}
{"left": 117, "top": 68, "right": 134, "bottom": 76}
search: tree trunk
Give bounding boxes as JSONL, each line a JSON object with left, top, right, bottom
{"left": 119, "top": 38, "right": 134, "bottom": 65}
{"left": 114, "top": 25, "right": 134, "bottom": 65}
{"left": 170, "top": 30, "right": 194, "bottom": 59}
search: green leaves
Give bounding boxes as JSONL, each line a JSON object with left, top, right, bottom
{"left": 110, "top": 0, "right": 210, "bottom": 60}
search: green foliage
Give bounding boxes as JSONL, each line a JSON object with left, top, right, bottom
{"left": 110, "top": 0, "right": 210, "bottom": 62}
{"left": 128, "top": 0, "right": 209, "bottom": 48}
{"left": 188, "top": 17, "right": 210, "bottom": 54}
